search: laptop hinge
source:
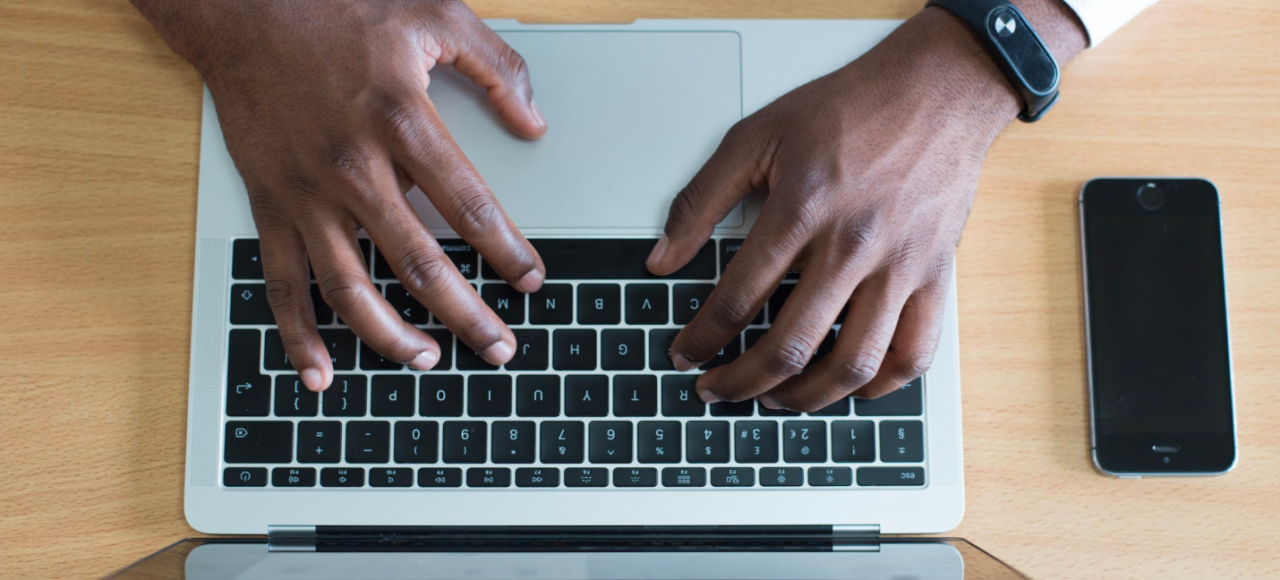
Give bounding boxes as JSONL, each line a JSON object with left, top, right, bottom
{"left": 267, "top": 525, "right": 881, "bottom": 553}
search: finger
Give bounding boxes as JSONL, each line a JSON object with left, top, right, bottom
{"left": 647, "top": 122, "right": 770, "bottom": 276}
{"left": 305, "top": 218, "right": 442, "bottom": 370}
{"left": 259, "top": 225, "right": 332, "bottom": 392}
{"left": 386, "top": 99, "right": 545, "bottom": 294}
{"left": 853, "top": 270, "right": 950, "bottom": 399}
{"left": 764, "top": 272, "right": 911, "bottom": 412}
{"left": 345, "top": 152, "right": 518, "bottom": 366}
{"left": 668, "top": 198, "right": 806, "bottom": 372}
{"left": 694, "top": 240, "right": 863, "bottom": 404}
{"left": 433, "top": 8, "right": 545, "bottom": 138}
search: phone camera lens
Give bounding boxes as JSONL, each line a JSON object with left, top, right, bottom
{"left": 1137, "top": 182, "right": 1165, "bottom": 210}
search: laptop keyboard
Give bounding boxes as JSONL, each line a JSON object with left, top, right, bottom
{"left": 221, "top": 238, "right": 927, "bottom": 490}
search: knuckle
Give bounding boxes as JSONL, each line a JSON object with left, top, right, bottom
{"left": 280, "top": 169, "right": 325, "bottom": 201}
{"left": 668, "top": 179, "right": 707, "bottom": 227}
{"left": 264, "top": 278, "right": 306, "bottom": 313}
{"left": 397, "top": 249, "right": 453, "bottom": 299}
{"left": 763, "top": 335, "right": 814, "bottom": 377}
{"left": 378, "top": 102, "right": 422, "bottom": 151}
{"left": 448, "top": 185, "right": 504, "bottom": 236}
{"left": 832, "top": 220, "right": 880, "bottom": 260}
{"left": 498, "top": 46, "right": 531, "bottom": 87}
{"left": 835, "top": 357, "right": 880, "bottom": 391}
{"left": 705, "top": 292, "right": 756, "bottom": 331}
{"left": 321, "top": 142, "right": 375, "bottom": 194}
{"left": 782, "top": 197, "right": 827, "bottom": 241}
{"left": 316, "top": 272, "right": 372, "bottom": 314}
{"left": 899, "top": 343, "right": 938, "bottom": 380}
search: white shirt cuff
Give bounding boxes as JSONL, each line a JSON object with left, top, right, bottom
{"left": 1061, "top": 0, "right": 1161, "bottom": 46}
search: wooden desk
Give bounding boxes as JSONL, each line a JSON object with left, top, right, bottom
{"left": 1, "top": 0, "right": 1277, "bottom": 577}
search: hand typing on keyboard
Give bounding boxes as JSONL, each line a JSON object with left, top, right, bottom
{"left": 645, "top": 6, "right": 1085, "bottom": 410}
{"left": 131, "top": 0, "right": 549, "bottom": 391}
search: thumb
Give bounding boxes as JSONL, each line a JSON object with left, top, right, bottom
{"left": 435, "top": 11, "right": 546, "bottom": 139}
{"left": 647, "top": 123, "right": 769, "bottom": 275}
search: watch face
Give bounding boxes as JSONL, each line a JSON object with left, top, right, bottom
{"left": 992, "top": 7, "right": 1018, "bottom": 37}
{"left": 985, "top": 7, "right": 1058, "bottom": 95}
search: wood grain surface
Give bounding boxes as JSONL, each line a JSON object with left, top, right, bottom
{"left": 1, "top": 0, "right": 1277, "bottom": 578}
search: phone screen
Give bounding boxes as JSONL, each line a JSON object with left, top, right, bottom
{"left": 1081, "top": 178, "right": 1235, "bottom": 473}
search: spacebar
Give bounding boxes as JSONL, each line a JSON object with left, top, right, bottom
{"left": 482, "top": 239, "right": 716, "bottom": 280}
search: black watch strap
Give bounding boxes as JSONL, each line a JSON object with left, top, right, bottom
{"left": 925, "top": 0, "right": 1060, "bottom": 122}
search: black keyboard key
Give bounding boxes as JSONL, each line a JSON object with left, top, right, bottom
{"left": 858, "top": 466, "right": 925, "bottom": 486}
{"left": 701, "top": 335, "right": 742, "bottom": 371}
{"left": 809, "top": 397, "right": 850, "bottom": 417}
{"left": 466, "top": 467, "right": 511, "bottom": 487}
{"left": 232, "top": 239, "right": 264, "bottom": 279}
{"left": 360, "top": 340, "right": 404, "bottom": 371}
{"left": 662, "top": 467, "right": 706, "bottom": 488}
{"left": 565, "top": 467, "right": 608, "bottom": 487}
{"left": 420, "top": 375, "right": 463, "bottom": 417}
{"left": 345, "top": 421, "right": 390, "bottom": 463}
{"left": 734, "top": 421, "right": 779, "bottom": 463}
{"left": 224, "top": 421, "right": 292, "bottom": 463}
{"left": 564, "top": 375, "right": 608, "bottom": 416}
{"left": 456, "top": 344, "right": 499, "bottom": 371}
{"left": 601, "top": 329, "right": 645, "bottom": 370}
{"left": 274, "top": 375, "right": 318, "bottom": 417}
{"left": 783, "top": 420, "right": 827, "bottom": 463}
{"left": 224, "top": 467, "right": 267, "bottom": 487}
{"left": 309, "top": 284, "right": 334, "bottom": 324}
{"left": 226, "top": 329, "right": 269, "bottom": 417}
{"left": 758, "top": 404, "right": 800, "bottom": 417}
{"left": 831, "top": 420, "right": 876, "bottom": 463}
{"left": 686, "top": 421, "right": 730, "bottom": 463}
{"left": 672, "top": 283, "right": 714, "bottom": 325}
{"left": 516, "top": 375, "right": 560, "bottom": 417}
{"left": 880, "top": 420, "right": 924, "bottom": 462}
{"left": 482, "top": 283, "right": 525, "bottom": 324}
{"left": 612, "top": 375, "right": 657, "bottom": 417}
{"left": 767, "top": 284, "right": 795, "bottom": 322}
{"left": 744, "top": 328, "right": 767, "bottom": 350}
{"left": 318, "top": 328, "right": 357, "bottom": 370}
{"left": 760, "top": 467, "right": 803, "bottom": 487}
{"left": 491, "top": 421, "right": 536, "bottom": 464}
{"left": 528, "top": 283, "right": 573, "bottom": 324}
{"left": 855, "top": 377, "right": 924, "bottom": 416}
{"left": 468, "top": 375, "right": 512, "bottom": 417}
{"left": 296, "top": 421, "right": 341, "bottom": 463}
{"left": 442, "top": 421, "right": 487, "bottom": 463}
{"left": 322, "top": 375, "right": 367, "bottom": 417}
{"left": 483, "top": 239, "right": 715, "bottom": 280}
{"left": 718, "top": 238, "right": 742, "bottom": 275}
{"left": 589, "top": 421, "right": 633, "bottom": 463}
{"left": 661, "top": 375, "right": 706, "bottom": 417}
{"left": 371, "top": 375, "right": 415, "bottom": 417}
{"left": 648, "top": 328, "right": 680, "bottom": 371}
{"left": 516, "top": 467, "right": 560, "bottom": 487}
{"left": 272, "top": 467, "right": 316, "bottom": 487}
{"left": 321, "top": 467, "right": 364, "bottom": 487}
{"left": 637, "top": 421, "right": 681, "bottom": 463}
{"left": 711, "top": 467, "right": 755, "bottom": 487}
{"left": 614, "top": 467, "right": 658, "bottom": 487}
{"left": 625, "top": 284, "right": 669, "bottom": 324}
{"left": 540, "top": 421, "right": 585, "bottom": 464}
{"left": 507, "top": 329, "right": 549, "bottom": 370}
{"left": 809, "top": 466, "right": 853, "bottom": 487}
{"left": 438, "top": 239, "right": 478, "bottom": 279}
{"left": 372, "top": 248, "right": 395, "bottom": 280}
{"left": 369, "top": 467, "right": 413, "bottom": 487}
{"left": 385, "top": 283, "right": 431, "bottom": 324}
{"left": 577, "top": 284, "right": 621, "bottom": 324}
{"left": 394, "top": 421, "right": 439, "bottom": 464}
{"left": 552, "top": 329, "right": 597, "bottom": 370}
{"left": 419, "top": 467, "right": 463, "bottom": 487}
{"left": 230, "top": 283, "right": 274, "bottom": 325}
{"left": 263, "top": 329, "right": 292, "bottom": 371}
{"left": 710, "top": 398, "right": 753, "bottom": 417}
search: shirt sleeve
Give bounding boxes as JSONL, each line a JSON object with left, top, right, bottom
{"left": 1061, "top": 0, "right": 1161, "bottom": 46}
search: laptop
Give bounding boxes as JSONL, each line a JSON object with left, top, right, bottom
{"left": 184, "top": 18, "right": 965, "bottom": 546}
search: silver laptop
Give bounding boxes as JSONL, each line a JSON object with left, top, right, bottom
{"left": 184, "top": 19, "right": 965, "bottom": 542}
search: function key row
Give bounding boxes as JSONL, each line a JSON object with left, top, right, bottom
{"left": 224, "top": 465, "right": 924, "bottom": 489}
{"left": 229, "top": 366, "right": 923, "bottom": 419}
{"left": 224, "top": 419, "right": 924, "bottom": 465}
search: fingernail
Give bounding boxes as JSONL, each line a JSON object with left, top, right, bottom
{"left": 300, "top": 368, "right": 326, "bottom": 392}
{"left": 515, "top": 269, "right": 544, "bottom": 293}
{"left": 408, "top": 350, "right": 439, "bottom": 371}
{"left": 758, "top": 394, "right": 781, "bottom": 410}
{"left": 646, "top": 235, "right": 669, "bottom": 269}
{"left": 481, "top": 340, "right": 515, "bottom": 365}
{"left": 671, "top": 352, "right": 699, "bottom": 372}
{"left": 530, "top": 99, "right": 546, "bottom": 128}
{"left": 698, "top": 389, "right": 722, "bottom": 404}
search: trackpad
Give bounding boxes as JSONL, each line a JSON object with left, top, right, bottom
{"left": 416, "top": 31, "right": 743, "bottom": 231}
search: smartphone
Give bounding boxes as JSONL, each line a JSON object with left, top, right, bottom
{"left": 1079, "top": 178, "right": 1237, "bottom": 477}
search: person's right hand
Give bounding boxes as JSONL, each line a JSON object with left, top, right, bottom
{"left": 132, "top": 0, "right": 548, "bottom": 391}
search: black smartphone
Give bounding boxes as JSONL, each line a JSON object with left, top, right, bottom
{"left": 1079, "top": 178, "right": 1236, "bottom": 477}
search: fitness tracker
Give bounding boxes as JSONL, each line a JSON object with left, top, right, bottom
{"left": 925, "top": 0, "right": 1060, "bottom": 122}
